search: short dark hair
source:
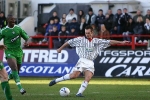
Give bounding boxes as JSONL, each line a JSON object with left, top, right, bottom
{"left": 146, "top": 18, "right": 150, "bottom": 20}
{"left": 50, "top": 19, "right": 54, "bottom": 21}
{"left": 53, "top": 11, "right": 57, "bottom": 13}
{"left": 54, "top": 18, "right": 58, "bottom": 20}
{"left": 0, "top": 11, "right": 4, "bottom": 14}
{"left": 72, "top": 17, "right": 76, "bottom": 21}
{"left": 69, "top": 8, "right": 74, "bottom": 12}
{"left": 99, "top": 9, "right": 103, "bottom": 12}
{"left": 7, "top": 14, "right": 13, "bottom": 19}
{"left": 53, "top": 25, "right": 57, "bottom": 28}
{"left": 85, "top": 25, "right": 93, "bottom": 31}
{"left": 88, "top": 8, "right": 93, "bottom": 12}
{"left": 123, "top": 8, "right": 127, "bottom": 10}
{"left": 61, "top": 25, "right": 66, "bottom": 28}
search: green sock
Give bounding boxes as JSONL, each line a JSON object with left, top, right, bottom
{"left": 12, "top": 71, "right": 23, "bottom": 90}
{"left": 1, "top": 81, "right": 13, "bottom": 100}
{"left": 8, "top": 72, "right": 13, "bottom": 80}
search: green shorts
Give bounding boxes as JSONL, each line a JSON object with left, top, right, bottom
{"left": 0, "top": 61, "right": 4, "bottom": 70}
{"left": 5, "top": 48, "right": 23, "bottom": 64}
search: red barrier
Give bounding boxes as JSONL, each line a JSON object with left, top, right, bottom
{"left": 29, "top": 35, "right": 150, "bottom": 50}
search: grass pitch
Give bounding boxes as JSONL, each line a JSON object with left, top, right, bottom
{"left": 0, "top": 77, "right": 150, "bottom": 100}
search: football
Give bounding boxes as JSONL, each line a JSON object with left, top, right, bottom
{"left": 59, "top": 87, "right": 70, "bottom": 96}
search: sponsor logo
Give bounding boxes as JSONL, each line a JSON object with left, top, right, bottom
{"left": 3, "top": 50, "right": 69, "bottom": 63}
{"left": 11, "top": 35, "right": 19, "bottom": 42}
{"left": 105, "top": 65, "right": 150, "bottom": 77}
{"left": 99, "top": 57, "right": 150, "bottom": 64}
{"left": 99, "top": 50, "right": 150, "bottom": 57}
{"left": 95, "top": 50, "right": 150, "bottom": 77}
{"left": 99, "top": 50, "right": 150, "bottom": 64}
{"left": 4, "top": 63, "right": 75, "bottom": 76}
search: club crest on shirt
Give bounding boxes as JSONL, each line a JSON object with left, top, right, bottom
{"left": 85, "top": 48, "right": 94, "bottom": 52}
{"left": 12, "top": 31, "right": 15, "bottom": 34}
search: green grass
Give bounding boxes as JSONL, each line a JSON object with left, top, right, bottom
{"left": 1, "top": 77, "right": 150, "bottom": 100}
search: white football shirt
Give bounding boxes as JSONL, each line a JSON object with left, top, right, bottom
{"left": 68, "top": 37, "right": 110, "bottom": 61}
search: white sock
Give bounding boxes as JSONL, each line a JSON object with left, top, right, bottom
{"left": 77, "top": 81, "right": 88, "bottom": 94}
{"left": 55, "top": 74, "right": 70, "bottom": 83}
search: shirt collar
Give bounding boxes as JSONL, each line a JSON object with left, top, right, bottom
{"left": 85, "top": 36, "right": 93, "bottom": 42}
{"left": 6, "top": 25, "right": 16, "bottom": 29}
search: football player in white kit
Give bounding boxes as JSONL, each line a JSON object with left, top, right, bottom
{"left": 49, "top": 25, "right": 129, "bottom": 97}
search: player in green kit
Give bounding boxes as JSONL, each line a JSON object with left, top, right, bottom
{"left": 0, "top": 15, "right": 30, "bottom": 95}
{"left": 0, "top": 45, "right": 14, "bottom": 100}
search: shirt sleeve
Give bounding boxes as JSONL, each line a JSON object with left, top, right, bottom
{"left": 20, "top": 27, "right": 29, "bottom": 41}
{"left": 67, "top": 37, "right": 82, "bottom": 47}
{"left": 97, "top": 39, "right": 110, "bottom": 50}
{"left": 0, "top": 30, "right": 4, "bottom": 41}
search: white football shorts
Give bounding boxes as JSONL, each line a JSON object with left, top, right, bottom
{"left": 73, "top": 58, "right": 95, "bottom": 74}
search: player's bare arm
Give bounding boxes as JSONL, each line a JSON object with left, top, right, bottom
{"left": 24, "top": 38, "right": 31, "bottom": 47}
{"left": 0, "top": 45, "right": 7, "bottom": 50}
{"left": 57, "top": 42, "right": 69, "bottom": 53}
{"left": 110, "top": 40, "right": 130, "bottom": 45}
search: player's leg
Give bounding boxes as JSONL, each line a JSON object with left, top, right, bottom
{"left": 16, "top": 55, "right": 23, "bottom": 75}
{"left": 49, "top": 61, "right": 83, "bottom": 86}
{"left": 49, "top": 71, "right": 81, "bottom": 86}
{"left": 76, "top": 70, "right": 94, "bottom": 97}
{"left": 16, "top": 57, "right": 26, "bottom": 94}
{"left": 8, "top": 60, "right": 22, "bottom": 80}
{"left": 8, "top": 71, "right": 13, "bottom": 80}
{"left": 0, "top": 62, "right": 13, "bottom": 100}
{"left": 7, "top": 58, "right": 26, "bottom": 95}
{"left": 17, "top": 64, "right": 21, "bottom": 74}
{"left": 56, "top": 71, "right": 81, "bottom": 82}
{"left": 7, "top": 57, "right": 13, "bottom": 80}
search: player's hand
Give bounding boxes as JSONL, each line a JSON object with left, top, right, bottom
{"left": 120, "top": 41, "right": 130, "bottom": 44}
{"left": 0, "top": 45, "right": 7, "bottom": 50}
{"left": 57, "top": 48, "right": 62, "bottom": 53}
{"left": 24, "top": 42, "right": 29, "bottom": 47}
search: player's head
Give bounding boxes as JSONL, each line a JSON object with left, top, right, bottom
{"left": 85, "top": 25, "right": 93, "bottom": 39}
{"left": 7, "top": 15, "right": 15, "bottom": 26}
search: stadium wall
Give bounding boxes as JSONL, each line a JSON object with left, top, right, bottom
{"left": 1, "top": 49, "right": 150, "bottom": 77}
{"left": 19, "top": 16, "right": 35, "bottom": 47}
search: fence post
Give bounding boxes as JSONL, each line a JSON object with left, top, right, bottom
{"left": 49, "top": 36, "right": 53, "bottom": 49}
{"left": 131, "top": 35, "right": 135, "bottom": 50}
